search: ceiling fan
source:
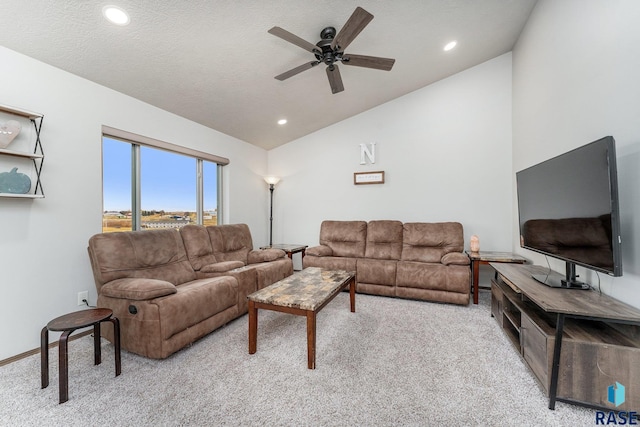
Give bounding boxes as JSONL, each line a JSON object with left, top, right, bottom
{"left": 268, "top": 6, "right": 395, "bottom": 94}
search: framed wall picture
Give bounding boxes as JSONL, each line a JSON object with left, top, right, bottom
{"left": 354, "top": 171, "right": 385, "bottom": 185}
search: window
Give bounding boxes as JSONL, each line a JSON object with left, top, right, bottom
{"left": 140, "top": 146, "right": 197, "bottom": 229}
{"left": 101, "top": 127, "right": 228, "bottom": 233}
{"left": 202, "top": 160, "right": 218, "bottom": 226}
{"left": 102, "top": 138, "right": 132, "bottom": 232}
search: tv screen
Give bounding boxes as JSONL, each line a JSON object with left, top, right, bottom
{"left": 516, "top": 136, "right": 622, "bottom": 288}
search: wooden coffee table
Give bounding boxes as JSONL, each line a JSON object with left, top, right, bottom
{"left": 247, "top": 267, "right": 356, "bottom": 369}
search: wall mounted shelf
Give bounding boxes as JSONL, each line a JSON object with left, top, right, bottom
{"left": 0, "top": 103, "right": 44, "bottom": 199}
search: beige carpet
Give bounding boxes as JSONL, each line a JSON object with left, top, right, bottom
{"left": 0, "top": 291, "right": 594, "bottom": 426}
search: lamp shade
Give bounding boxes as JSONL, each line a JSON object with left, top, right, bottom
{"left": 264, "top": 176, "right": 281, "bottom": 186}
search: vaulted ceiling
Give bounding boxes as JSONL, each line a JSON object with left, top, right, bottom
{"left": 0, "top": 1, "right": 537, "bottom": 149}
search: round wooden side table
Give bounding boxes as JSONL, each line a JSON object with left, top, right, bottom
{"left": 40, "top": 308, "right": 121, "bottom": 404}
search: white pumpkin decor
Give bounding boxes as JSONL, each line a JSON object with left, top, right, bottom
{"left": 0, "top": 120, "right": 21, "bottom": 149}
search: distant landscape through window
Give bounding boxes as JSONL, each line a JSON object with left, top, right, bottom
{"left": 102, "top": 137, "right": 219, "bottom": 232}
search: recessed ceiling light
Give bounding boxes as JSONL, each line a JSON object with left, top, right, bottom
{"left": 444, "top": 41, "right": 457, "bottom": 52}
{"left": 277, "top": 119, "right": 287, "bottom": 125}
{"left": 102, "top": 6, "right": 130, "bottom": 26}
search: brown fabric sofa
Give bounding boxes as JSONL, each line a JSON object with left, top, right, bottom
{"left": 303, "top": 220, "right": 471, "bottom": 305}
{"left": 87, "top": 224, "right": 293, "bottom": 359}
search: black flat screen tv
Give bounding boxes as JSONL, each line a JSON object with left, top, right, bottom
{"left": 516, "top": 136, "right": 622, "bottom": 289}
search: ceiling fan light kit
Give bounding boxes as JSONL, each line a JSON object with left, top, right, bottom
{"left": 268, "top": 6, "right": 395, "bottom": 94}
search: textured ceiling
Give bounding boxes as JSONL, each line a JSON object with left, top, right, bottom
{"left": 0, "top": 1, "right": 537, "bottom": 150}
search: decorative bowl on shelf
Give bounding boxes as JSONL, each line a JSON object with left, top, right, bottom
{"left": 0, "top": 120, "right": 21, "bottom": 149}
{"left": 0, "top": 167, "right": 31, "bottom": 194}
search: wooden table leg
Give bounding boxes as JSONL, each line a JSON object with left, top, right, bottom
{"left": 108, "top": 317, "right": 122, "bottom": 377}
{"left": 306, "top": 310, "right": 316, "bottom": 369}
{"left": 58, "top": 330, "right": 73, "bottom": 404}
{"left": 248, "top": 300, "right": 257, "bottom": 354}
{"left": 349, "top": 277, "right": 356, "bottom": 313}
{"left": 93, "top": 322, "right": 102, "bottom": 366}
{"left": 40, "top": 326, "right": 49, "bottom": 389}
{"left": 473, "top": 260, "right": 480, "bottom": 304}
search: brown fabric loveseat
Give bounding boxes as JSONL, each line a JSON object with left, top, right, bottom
{"left": 303, "top": 220, "right": 470, "bottom": 305}
{"left": 87, "top": 224, "right": 293, "bottom": 359}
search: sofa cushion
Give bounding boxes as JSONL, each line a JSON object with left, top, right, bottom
{"left": 208, "top": 224, "right": 254, "bottom": 263}
{"left": 401, "top": 222, "right": 464, "bottom": 263}
{"left": 180, "top": 224, "right": 218, "bottom": 271}
{"left": 200, "top": 260, "right": 245, "bottom": 273}
{"left": 157, "top": 276, "right": 238, "bottom": 340}
{"left": 248, "top": 248, "right": 285, "bottom": 264}
{"left": 319, "top": 220, "right": 367, "bottom": 258}
{"left": 357, "top": 258, "right": 396, "bottom": 286}
{"left": 101, "top": 278, "right": 177, "bottom": 300}
{"left": 365, "top": 220, "right": 403, "bottom": 260}
{"left": 88, "top": 229, "right": 197, "bottom": 289}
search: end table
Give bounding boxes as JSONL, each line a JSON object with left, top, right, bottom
{"left": 260, "top": 244, "right": 308, "bottom": 270}
{"left": 41, "top": 308, "right": 121, "bottom": 403}
{"left": 466, "top": 251, "right": 527, "bottom": 304}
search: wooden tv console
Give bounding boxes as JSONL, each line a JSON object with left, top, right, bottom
{"left": 490, "top": 263, "right": 640, "bottom": 411}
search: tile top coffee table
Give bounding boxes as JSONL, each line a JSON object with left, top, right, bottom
{"left": 247, "top": 267, "right": 356, "bottom": 369}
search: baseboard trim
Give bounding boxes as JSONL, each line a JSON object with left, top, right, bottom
{"left": 0, "top": 329, "right": 93, "bottom": 367}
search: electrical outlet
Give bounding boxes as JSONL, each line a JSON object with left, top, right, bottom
{"left": 77, "top": 291, "right": 88, "bottom": 306}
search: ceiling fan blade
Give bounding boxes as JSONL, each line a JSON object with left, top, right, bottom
{"left": 331, "top": 7, "right": 374, "bottom": 51}
{"left": 275, "top": 61, "right": 320, "bottom": 81}
{"left": 342, "top": 54, "right": 395, "bottom": 71}
{"left": 326, "top": 64, "right": 344, "bottom": 94}
{"left": 268, "top": 26, "right": 319, "bottom": 53}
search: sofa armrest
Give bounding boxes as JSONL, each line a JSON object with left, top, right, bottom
{"left": 101, "top": 278, "right": 177, "bottom": 301}
{"left": 441, "top": 252, "right": 471, "bottom": 266}
{"left": 247, "top": 249, "right": 285, "bottom": 264}
{"left": 305, "top": 245, "right": 333, "bottom": 257}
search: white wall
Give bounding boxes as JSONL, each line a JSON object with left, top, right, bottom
{"left": 512, "top": 0, "right": 640, "bottom": 307}
{"left": 269, "top": 54, "right": 514, "bottom": 270}
{"left": 0, "top": 46, "right": 269, "bottom": 360}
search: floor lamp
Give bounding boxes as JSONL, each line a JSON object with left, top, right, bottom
{"left": 264, "top": 176, "right": 280, "bottom": 247}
